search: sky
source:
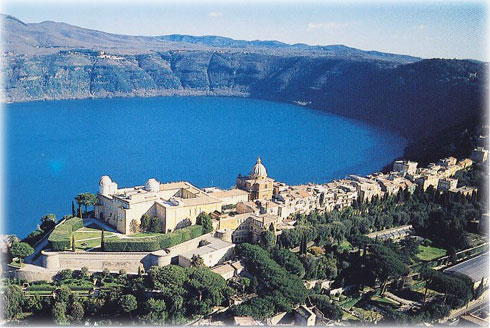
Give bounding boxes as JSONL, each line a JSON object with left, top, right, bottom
{"left": 2, "top": 0, "right": 488, "bottom": 61}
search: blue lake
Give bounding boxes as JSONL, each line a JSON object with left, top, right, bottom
{"left": 5, "top": 96, "right": 406, "bottom": 238}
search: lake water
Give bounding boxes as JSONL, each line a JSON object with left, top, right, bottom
{"left": 5, "top": 96, "right": 406, "bottom": 238}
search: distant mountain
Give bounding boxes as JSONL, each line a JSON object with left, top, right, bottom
{"left": 1, "top": 14, "right": 419, "bottom": 62}
{"left": 1, "top": 14, "right": 486, "bottom": 142}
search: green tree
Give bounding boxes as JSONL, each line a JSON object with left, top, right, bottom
{"left": 55, "top": 286, "right": 73, "bottom": 304}
{"left": 185, "top": 267, "right": 233, "bottom": 315}
{"left": 70, "top": 301, "right": 85, "bottom": 323}
{"left": 271, "top": 248, "right": 305, "bottom": 278}
{"left": 81, "top": 266, "right": 89, "bottom": 280}
{"left": 140, "top": 214, "right": 151, "bottom": 232}
{"left": 142, "top": 298, "right": 167, "bottom": 324}
{"left": 130, "top": 219, "right": 140, "bottom": 234}
{"left": 57, "top": 269, "right": 73, "bottom": 281}
{"left": 52, "top": 302, "right": 69, "bottom": 325}
{"left": 368, "top": 244, "right": 409, "bottom": 295}
{"left": 75, "top": 192, "right": 98, "bottom": 215}
{"left": 71, "top": 234, "right": 75, "bottom": 252}
{"left": 10, "top": 241, "right": 34, "bottom": 264}
{"left": 190, "top": 254, "right": 205, "bottom": 267}
{"left": 3, "top": 285, "right": 25, "bottom": 320}
{"left": 260, "top": 230, "right": 276, "bottom": 250}
{"left": 319, "top": 192, "right": 325, "bottom": 207}
{"left": 40, "top": 214, "right": 57, "bottom": 232}
{"left": 299, "top": 234, "right": 307, "bottom": 255}
{"left": 119, "top": 294, "right": 138, "bottom": 320}
{"left": 196, "top": 212, "right": 213, "bottom": 234}
{"left": 148, "top": 265, "right": 187, "bottom": 290}
{"left": 24, "top": 294, "right": 43, "bottom": 313}
{"left": 310, "top": 295, "right": 342, "bottom": 321}
{"left": 71, "top": 201, "right": 76, "bottom": 217}
{"left": 101, "top": 229, "right": 105, "bottom": 251}
{"left": 239, "top": 277, "right": 251, "bottom": 293}
{"left": 149, "top": 217, "right": 163, "bottom": 233}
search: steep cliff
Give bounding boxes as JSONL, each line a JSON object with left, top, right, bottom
{"left": 1, "top": 15, "right": 486, "bottom": 141}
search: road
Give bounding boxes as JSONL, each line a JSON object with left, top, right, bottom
{"left": 446, "top": 291, "right": 488, "bottom": 321}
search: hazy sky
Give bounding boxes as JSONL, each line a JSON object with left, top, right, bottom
{"left": 3, "top": 0, "right": 488, "bottom": 60}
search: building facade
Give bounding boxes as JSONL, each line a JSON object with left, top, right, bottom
{"left": 236, "top": 157, "right": 275, "bottom": 201}
{"left": 95, "top": 176, "right": 222, "bottom": 234}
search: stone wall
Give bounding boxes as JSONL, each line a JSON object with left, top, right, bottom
{"left": 39, "top": 232, "right": 215, "bottom": 274}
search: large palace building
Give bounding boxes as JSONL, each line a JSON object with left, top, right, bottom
{"left": 95, "top": 157, "right": 274, "bottom": 234}
{"left": 236, "top": 156, "right": 275, "bottom": 201}
{"left": 95, "top": 177, "right": 223, "bottom": 234}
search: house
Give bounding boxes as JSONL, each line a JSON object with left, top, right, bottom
{"left": 295, "top": 305, "right": 316, "bottom": 326}
{"left": 234, "top": 316, "right": 263, "bottom": 326}
{"left": 178, "top": 237, "right": 235, "bottom": 268}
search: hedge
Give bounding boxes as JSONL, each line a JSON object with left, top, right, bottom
{"left": 104, "top": 225, "right": 203, "bottom": 252}
{"left": 48, "top": 217, "right": 84, "bottom": 251}
{"left": 26, "top": 285, "right": 56, "bottom": 292}
{"left": 64, "top": 217, "right": 84, "bottom": 232}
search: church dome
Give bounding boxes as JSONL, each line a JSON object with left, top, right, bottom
{"left": 99, "top": 175, "right": 112, "bottom": 186}
{"left": 249, "top": 156, "right": 268, "bottom": 178}
{"left": 144, "top": 178, "right": 160, "bottom": 192}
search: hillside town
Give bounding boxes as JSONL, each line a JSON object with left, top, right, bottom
{"left": 92, "top": 147, "right": 485, "bottom": 241}
{"left": 2, "top": 146, "right": 488, "bottom": 326}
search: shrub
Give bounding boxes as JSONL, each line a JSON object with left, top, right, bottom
{"left": 48, "top": 217, "right": 84, "bottom": 251}
{"left": 104, "top": 225, "right": 203, "bottom": 252}
{"left": 48, "top": 226, "right": 71, "bottom": 251}
{"left": 64, "top": 217, "right": 84, "bottom": 232}
{"left": 104, "top": 238, "right": 160, "bottom": 252}
{"left": 23, "top": 229, "right": 45, "bottom": 247}
{"left": 26, "top": 285, "right": 56, "bottom": 292}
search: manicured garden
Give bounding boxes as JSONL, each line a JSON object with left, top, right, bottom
{"left": 416, "top": 245, "right": 447, "bottom": 261}
{"left": 104, "top": 225, "right": 204, "bottom": 252}
{"left": 48, "top": 217, "right": 84, "bottom": 251}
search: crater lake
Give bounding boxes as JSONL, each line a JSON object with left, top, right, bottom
{"left": 5, "top": 96, "right": 406, "bottom": 238}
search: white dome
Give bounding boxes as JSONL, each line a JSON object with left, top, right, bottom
{"left": 144, "top": 178, "right": 160, "bottom": 192}
{"left": 99, "top": 175, "right": 112, "bottom": 186}
{"left": 99, "top": 175, "right": 116, "bottom": 195}
{"left": 249, "top": 156, "right": 268, "bottom": 178}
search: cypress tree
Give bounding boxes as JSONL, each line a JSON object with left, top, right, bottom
{"left": 78, "top": 206, "right": 83, "bottom": 219}
{"left": 300, "top": 234, "right": 307, "bottom": 255}
{"left": 101, "top": 229, "right": 105, "bottom": 251}
{"left": 72, "top": 234, "right": 75, "bottom": 252}
{"left": 71, "top": 201, "right": 76, "bottom": 216}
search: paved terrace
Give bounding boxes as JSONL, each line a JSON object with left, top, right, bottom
{"left": 366, "top": 225, "right": 412, "bottom": 241}
{"left": 444, "top": 252, "right": 489, "bottom": 282}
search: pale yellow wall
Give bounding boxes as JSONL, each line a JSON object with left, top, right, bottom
{"left": 159, "top": 202, "right": 222, "bottom": 233}
{"left": 123, "top": 202, "right": 157, "bottom": 234}
{"left": 218, "top": 194, "right": 249, "bottom": 206}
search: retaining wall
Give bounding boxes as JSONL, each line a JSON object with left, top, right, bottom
{"left": 39, "top": 232, "right": 215, "bottom": 274}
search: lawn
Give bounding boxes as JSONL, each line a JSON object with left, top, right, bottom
{"left": 75, "top": 236, "right": 118, "bottom": 250}
{"left": 372, "top": 296, "right": 400, "bottom": 306}
{"left": 416, "top": 245, "right": 447, "bottom": 261}
{"left": 9, "top": 259, "right": 23, "bottom": 268}
{"left": 341, "top": 310, "right": 359, "bottom": 321}
{"left": 128, "top": 232, "right": 162, "bottom": 238}
{"left": 73, "top": 226, "right": 116, "bottom": 239}
{"left": 352, "top": 307, "right": 383, "bottom": 322}
{"left": 340, "top": 295, "right": 362, "bottom": 310}
{"left": 467, "top": 233, "right": 487, "bottom": 247}
{"left": 77, "top": 227, "right": 102, "bottom": 232}
{"left": 338, "top": 240, "right": 353, "bottom": 251}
